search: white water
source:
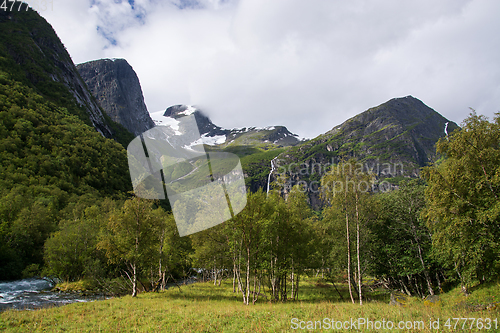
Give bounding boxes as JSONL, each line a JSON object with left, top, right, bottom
{"left": 267, "top": 157, "right": 278, "bottom": 194}
{"left": 0, "top": 278, "right": 107, "bottom": 311}
{"left": 444, "top": 122, "right": 449, "bottom": 138}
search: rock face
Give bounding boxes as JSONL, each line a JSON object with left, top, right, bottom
{"left": 321, "top": 95, "right": 460, "bottom": 169}
{"left": 0, "top": 9, "right": 118, "bottom": 139}
{"left": 77, "top": 59, "right": 155, "bottom": 136}
{"left": 273, "top": 96, "right": 460, "bottom": 208}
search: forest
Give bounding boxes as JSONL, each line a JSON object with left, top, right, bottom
{"left": 2, "top": 60, "right": 498, "bottom": 305}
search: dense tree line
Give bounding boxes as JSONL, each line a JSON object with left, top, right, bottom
{"left": 367, "top": 180, "right": 442, "bottom": 297}
{"left": 0, "top": 69, "right": 132, "bottom": 280}
{"left": 43, "top": 196, "right": 191, "bottom": 296}
{"left": 421, "top": 111, "right": 500, "bottom": 294}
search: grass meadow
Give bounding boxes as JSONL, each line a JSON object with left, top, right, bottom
{"left": 1, "top": 277, "right": 499, "bottom": 332}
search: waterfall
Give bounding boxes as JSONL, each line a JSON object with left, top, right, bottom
{"left": 444, "top": 122, "right": 449, "bottom": 140}
{"left": 266, "top": 157, "right": 277, "bottom": 195}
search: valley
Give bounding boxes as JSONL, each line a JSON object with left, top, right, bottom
{"left": 0, "top": 6, "right": 499, "bottom": 332}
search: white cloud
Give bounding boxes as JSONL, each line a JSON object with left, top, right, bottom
{"left": 36, "top": 1, "right": 107, "bottom": 62}
{"left": 39, "top": 0, "right": 500, "bottom": 138}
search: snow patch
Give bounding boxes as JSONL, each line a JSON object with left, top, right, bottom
{"left": 233, "top": 127, "right": 252, "bottom": 132}
{"left": 183, "top": 134, "right": 227, "bottom": 150}
{"left": 200, "top": 134, "right": 227, "bottom": 146}
{"left": 234, "top": 126, "right": 276, "bottom": 132}
{"left": 149, "top": 110, "right": 181, "bottom": 135}
{"left": 179, "top": 105, "right": 196, "bottom": 116}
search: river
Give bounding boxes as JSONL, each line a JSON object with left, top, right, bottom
{"left": 0, "top": 278, "right": 108, "bottom": 311}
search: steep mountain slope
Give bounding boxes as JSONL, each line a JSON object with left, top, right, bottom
{"left": 77, "top": 59, "right": 155, "bottom": 136}
{"left": 0, "top": 8, "right": 133, "bottom": 280}
{"left": 0, "top": 67, "right": 133, "bottom": 280}
{"left": 282, "top": 96, "right": 458, "bottom": 170}
{"left": 0, "top": 9, "right": 133, "bottom": 145}
{"left": 272, "top": 96, "right": 459, "bottom": 207}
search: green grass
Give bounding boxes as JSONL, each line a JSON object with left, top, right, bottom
{"left": 1, "top": 278, "right": 499, "bottom": 332}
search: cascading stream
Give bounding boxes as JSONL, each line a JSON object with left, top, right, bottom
{"left": 267, "top": 157, "right": 278, "bottom": 194}
{"left": 0, "top": 278, "right": 107, "bottom": 311}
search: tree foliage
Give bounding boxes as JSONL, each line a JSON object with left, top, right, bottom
{"left": 421, "top": 111, "right": 500, "bottom": 290}
{"left": 367, "top": 180, "right": 441, "bottom": 297}
{"left": 320, "top": 158, "right": 375, "bottom": 304}
{"left": 99, "top": 197, "right": 161, "bottom": 296}
{"left": 191, "top": 188, "right": 314, "bottom": 304}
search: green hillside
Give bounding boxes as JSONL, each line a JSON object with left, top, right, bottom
{"left": 0, "top": 8, "right": 136, "bottom": 280}
{"left": 0, "top": 67, "right": 132, "bottom": 280}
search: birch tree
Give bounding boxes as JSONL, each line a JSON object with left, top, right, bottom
{"left": 321, "top": 159, "right": 373, "bottom": 304}
{"left": 98, "top": 196, "right": 163, "bottom": 297}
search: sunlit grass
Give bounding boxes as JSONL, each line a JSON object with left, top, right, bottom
{"left": 1, "top": 277, "right": 499, "bottom": 332}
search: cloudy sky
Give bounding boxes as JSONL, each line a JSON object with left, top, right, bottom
{"left": 38, "top": 0, "right": 500, "bottom": 138}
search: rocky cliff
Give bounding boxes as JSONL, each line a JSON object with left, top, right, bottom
{"left": 0, "top": 8, "right": 126, "bottom": 140}
{"left": 77, "top": 59, "right": 155, "bottom": 136}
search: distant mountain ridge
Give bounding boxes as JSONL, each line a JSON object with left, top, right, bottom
{"left": 146, "top": 98, "right": 458, "bottom": 204}
{"left": 323, "top": 95, "right": 458, "bottom": 167}
{"left": 77, "top": 59, "right": 155, "bottom": 136}
{"left": 150, "top": 104, "right": 301, "bottom": 148}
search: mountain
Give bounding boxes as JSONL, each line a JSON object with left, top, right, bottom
{"left": 77, "top": 59, "right": 155, "bottom": 136}
{"left": 147, "top": 105, "right": 301, "bottom": 193}
{"left": 0, "top": 9, "right": 133, "bottom": 146}
{"left": 150, "top": 104, "right": 301, "bottom": 149}
{"left": 147, "top": 98, "right": 458, "bottom": 199}
{"left": 272, "top": 96, "right": 459, "bottom": 207}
